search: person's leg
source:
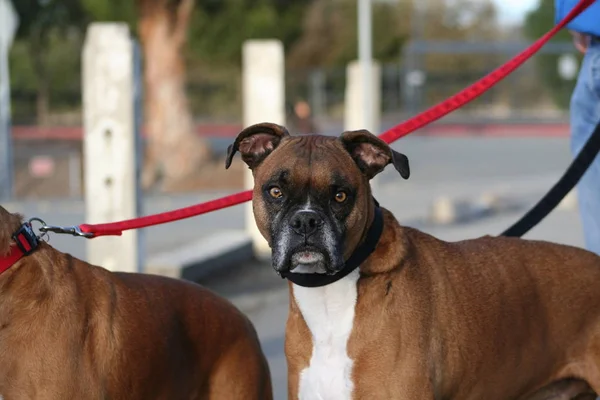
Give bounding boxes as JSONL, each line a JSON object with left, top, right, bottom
{"left": 570, "top": 39, "right": 600, "bottom": 255}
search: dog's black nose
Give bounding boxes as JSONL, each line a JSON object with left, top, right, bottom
{"left": 290, "top": 210, "right": 323, "bottom": 236}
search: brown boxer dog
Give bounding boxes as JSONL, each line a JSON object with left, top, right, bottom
{"left": 0, "top": 206, "right": 272, "bottom": 400}
{"left": 225, "top": 122, "right": 600, "bottom": 400}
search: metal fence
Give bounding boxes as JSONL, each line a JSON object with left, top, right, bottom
{"left": 7, "top": 39, "right": 579, "bottom": 200}
{"left": 285, "top": 40, "right": 578, "bottom": 126}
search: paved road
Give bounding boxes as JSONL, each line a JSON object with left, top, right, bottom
{"left": 3, "top": 136, "right": 574, "bottom": 260}
{"left": 2, "top": 135, "right": 587, "bottom": 399}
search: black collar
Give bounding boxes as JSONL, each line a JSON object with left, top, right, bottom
{"left": 280, "top": 201, "right": 384, "bottom": 288}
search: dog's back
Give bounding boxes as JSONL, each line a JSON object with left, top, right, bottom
{"left": 401, "top": 226, "right": 600, "bottom": 399}
{"left": 106, "top": 270, "right": 273, "bottom": 399}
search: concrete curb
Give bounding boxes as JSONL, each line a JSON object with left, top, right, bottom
{"left": 557, "top": 189, "right": 578, "bottom": 211}
{"left": 229, "top": 286, "right": 288, "bottom": 315}
{"left": 429, "top": 191, "right": 547, "bottom": 226}
{"left": 145, "top": 229, "right": 254, "bottom": 282}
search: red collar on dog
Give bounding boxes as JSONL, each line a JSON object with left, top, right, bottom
{"left": 0, "top": 222, "right": 40, "bottom": 275}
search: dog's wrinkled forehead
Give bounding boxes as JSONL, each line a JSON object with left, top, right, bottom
{"left": 256, "top": 135, "right": 362, "bottom": 189}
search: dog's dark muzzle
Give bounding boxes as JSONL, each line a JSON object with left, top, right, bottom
{"left": 289, "top": 210, "right": 324, "bottom": 238}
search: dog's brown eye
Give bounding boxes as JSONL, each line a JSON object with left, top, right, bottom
{"left": 269, "top": 187, "right": 283, "bottom": 199}
{"left": 334, "top": 191, "right": 347, "bottom": 203}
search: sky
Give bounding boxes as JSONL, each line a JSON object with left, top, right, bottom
{"left": 493, "top": 0, "right": 540, "bottom": 24}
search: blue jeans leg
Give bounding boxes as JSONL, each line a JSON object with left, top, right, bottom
{"left": 570, "top": 40, "right": 600, "bottom": 255}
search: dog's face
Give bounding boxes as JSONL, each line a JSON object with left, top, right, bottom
{"left": 226, "top": 123, "right": 409, "bottom": 275}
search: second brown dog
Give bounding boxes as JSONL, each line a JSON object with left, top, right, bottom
{"left": 0, "top": 206, "right": 272, "bottom": 400}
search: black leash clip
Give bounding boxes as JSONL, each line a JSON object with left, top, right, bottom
{"left": 12, "top": 221, "right": 40, "bottom": 256}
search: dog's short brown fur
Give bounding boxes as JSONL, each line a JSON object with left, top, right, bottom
{"left": 0, "top": 206, "right": 272, "bottom": 400}
{"left": 227, "top": 122, "right": 600, "bottom": 400}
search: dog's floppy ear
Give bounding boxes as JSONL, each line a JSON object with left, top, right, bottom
{"left": 225, "top": 122, "right": 290, "bottom": 170}
{"left": 340, "top": 129, "right": 410, "bottom": 180}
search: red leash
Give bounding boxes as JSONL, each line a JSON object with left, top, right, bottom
{"left": 65, "top": 0, "right": 595, "bottom": 238}
{"left": 79, "top": 191, "right": 253, "bottom": 237}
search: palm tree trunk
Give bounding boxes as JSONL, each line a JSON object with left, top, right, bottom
{"left": 137, "top": 0, "right": 212, "bottom": 189}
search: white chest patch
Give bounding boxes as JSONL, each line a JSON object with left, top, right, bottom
{"left": 292, "top": 269, "right": 360, "bottom": 400}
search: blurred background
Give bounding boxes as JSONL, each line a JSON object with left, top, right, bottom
{"left": 4, "top": 0, "right": 578, "bottom": 198}
{"left": 1, "top": 1, "right": 588, "bottom": 398}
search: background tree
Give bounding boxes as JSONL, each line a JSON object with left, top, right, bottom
{"left": 421, "top": 0, "right": 500, "bottom": 73}
{"left": 81, "top": 0, "right": 137, "bottom": 23}
{"left": 286, "top": 0, "right": 411, "bottom": 69}
{"left": 189, "top": 0, "right": 311, "bottom": 67}
{"left": 524, "top": 0, "right": 578, "bottom": 109}
{"left": 184, "top": 0, "right": 313, "bottom": 121}
{"left": 134, "top": 0, "right": 213, "bottom": 190}
{"left": 11, "top": 0, "right": 87, "bottom": 125}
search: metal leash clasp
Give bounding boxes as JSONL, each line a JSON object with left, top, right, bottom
{"left": 39, "top": 225, "right": 93, "bottom": 238}
{"left": 31, "top": 218, "right": 94, "bottom": 238}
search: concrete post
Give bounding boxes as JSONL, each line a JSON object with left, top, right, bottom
{"left": 358, "top": 0, "right": 373, "bottom": 132}
{"left": 0, "top": 0, "right": 19, "bottom": 202}
{"left": 68, "top": 152, "right": 81, "bottom": 198}
{"left": 82, "top": 23, "right": 144, "bottom": 272}
{"left": 242, "top": 40, "right": 285, "bottom": 259}
{"left": 344, "top": 60, "right": 382, "bottom": 195}
{"left": 344, "top": 60, "right": 381, "bottom": 133}
{"left": 309, "top": 69, "right": 326, "bottom": 119}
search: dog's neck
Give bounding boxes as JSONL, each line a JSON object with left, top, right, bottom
{"left": 286, "top": 208, "right": 406, "bottom": 399}
{"left": 0, "top": 210, "right": 53, "bottom": 302}
{"left": 286, "top": 206, "right": 406, "bottom": 325}
{"left": 286, "top": 207, "right": 407, "bottom": 348}
{"left": 286, "top": 207, "right": 405, "bottom": 291}
{"left": 358, "top": 207, "right": 407, "bottom": 276}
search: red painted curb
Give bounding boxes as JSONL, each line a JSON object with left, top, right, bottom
{"left": 11, "top": 122, "right": 570, "bottom": 141}
{"left": 414, "top": 123, "right": 569, "bottom": 138}
{"left": 11, "top": 124, "right": 244, "bottom": 141}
